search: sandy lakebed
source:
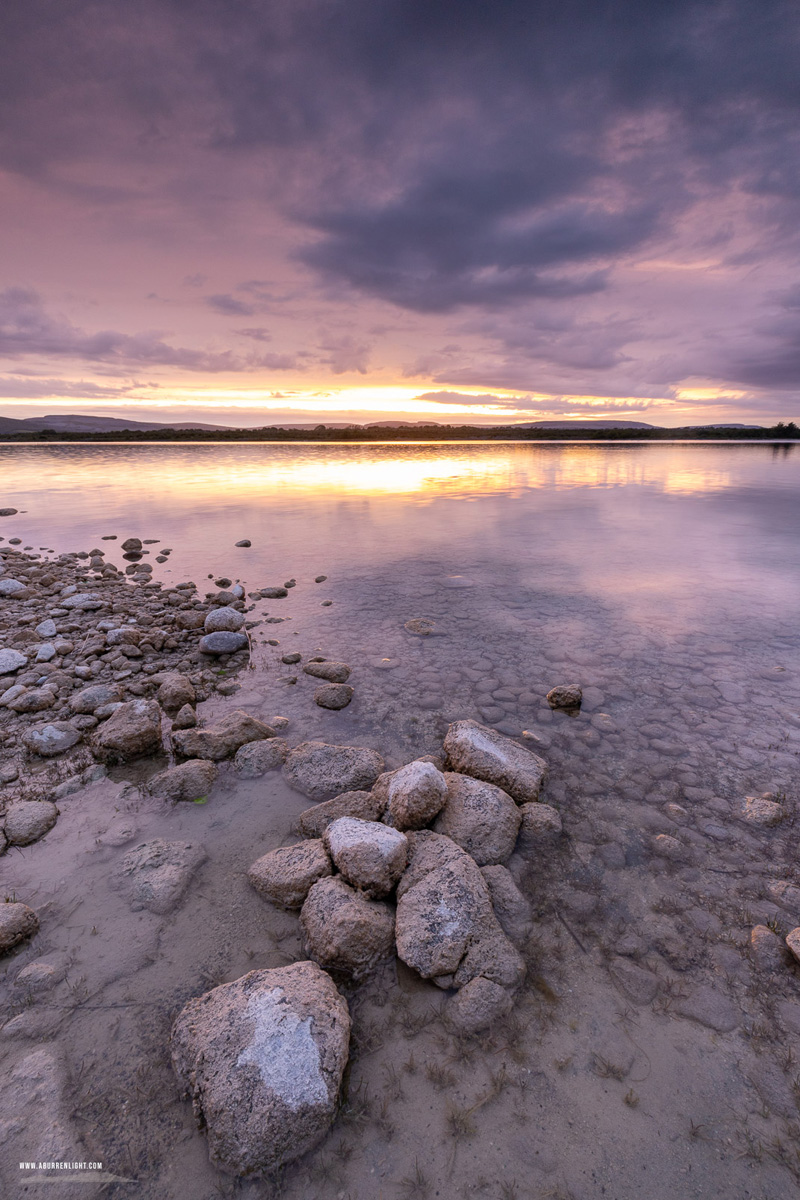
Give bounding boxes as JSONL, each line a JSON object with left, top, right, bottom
{"left": 1, "top": 442, "right": 800, "bottom": 1200}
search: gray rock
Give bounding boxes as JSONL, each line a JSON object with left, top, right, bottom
{"left": 298, "top": 791, "right": 385, "bottom": 837}
{"left": 0, "top": 507, "right": 18, "bottom": 516}
{"left": 204, "top": 606, "right": 246, "bottom": 634}
{"left": 35, "top": 619, "right": 57, "bottom": 638}
{"left": 303, "top": 661, "right": 351, "bottom": 684}
{"left": 260, "top": 587, "right": 288, "bottom": 598}
{"left": 0, "top": 684, "right": 26, "bottom": 707}
{"left": 35, "top": 643, "right": 57, "bottom": 663}
{"left": 155, "top": 672, "right": 196, "bottom": 711}
{"left": 517, "top": 802, "right": 563, "bottom": 846}
{"left": 148, "top": 759, "right": 218, "bottom": 803}
{"left": 283, "top": 742, "right": 385, "bottom": 802}
{"left": 15, "top": 959, "right": 65, "bottom": 991}
{"left": 4, "top": 801, "right": 58, "bottom": 846}
{"left": 314, "top": 683, "right": 353, "bottom": 709}
{"left": 546, "top": 684, "right": 582, "bottom": 710}
{"left": 301, "top": 876, "right": 395, "bottom": 979}
{"left": 92, "top": 698, "right": 163, "bottom": 763}
{"left": 433, "top": 772, "right": 521, "bottom": 865}
{"left": 443, "top": 719, "right": 548, "bottom": 803}
{"left": 61, "top": 592, "right": 103, "bottom": 610}
{"left": 69, "top": 682, "right": 121, "bottom": 714}
{"left": 750, "top": 925, "right": 785, "bottom": 971}
{"left": 608, "top": 957, "right": 660, "bottom": 1005}
{"left": 22, "top": 721, "right": 81, "bottom": 757}
{"left": 447, "top": 976, "right": 515, "bottom": 1035}
{"left": 234, "top": 739, "right": 289, "bottom": 777}
{"left": 173, "top": 710, "right": 275, "bottom": 761}
{"left": 480, "top": 865, "right": 533, "bottom": 947}
{"left": 115, "top": 839, "right": 207, "bottom": 914}
{"left": 0, "top": 579, "right": 27, "bottom": 598}
{"left": 200, "top": 631, "right": 249, "bottom": 655}
{"left": 742, "top": 794, "right": 785, "bottom": 827}
{"left": 0, "top": 902, "right": 39, "bottom": 953}
{"left": 248, "top": 841, "right": 333, "bottom": 909}
{"left": 323, "top": 817, "right": 408, "bottom": 898}
{"left": 7, "top": 687, "right": 56, "bottom": 713}
{"left": 0, "top": 647, "right": 27, "bottom": 674}
{"left": 376, "top": 759, "right": 448, "bottom": 831}
{"left": 170, "top": 962, "right": 350, "bottom": 1175}
{"left": 122, "top": 537, "right": 143, "bottom": 551}
{"left": 395, "top": 831, "right": 525, "bottom": 990}
{"left": 673, "top": 986, "right": 739, "bottom": 1032}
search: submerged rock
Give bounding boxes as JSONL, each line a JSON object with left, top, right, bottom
{"left": 0, "top": 902, "right": 39, "bottom": 953}
{"left": 480, "top": 865, "right": 533, "bottom": 947}
{"left": 742, "top": 794, "right": 785, "bottom": 828}
{"left": 171, "top": 962, "right": 350, "bottom": 1176}
{"left": 248, "top": 841, "right": 333, "bottom": 909}
{"left": 300, "top": 876, "right": 395, "bottom": 978}
{"left": 148, "top": 760, "right": 218, "bottom": 804}
{"left": 173, "top": 710, "right": 275, "bottom": 761}
{"left": 283, "top": 742, "right": 385, "bottom": 802}
{"left": 546, "top": 684, "right": 583, "bottom": 710}
{"left": 314, "top": 683, "right": 353, "bottom": 710}
{"left": 3, "top": 800, "right": 58, "bottom": 846}
{"left": 234, "top": 739, "right": 288, "bottom": 777}
{"left": 115, "top": 839, "right": 207, "bottom": 914}
{"left": 303, "top": 661, "right": 351, "bottom": 683}
{"left": 517, "top": 802, "right": 563, "bottom": 847}
{"left": 433, "top": 772, "right": 521, "bottom": 865}
{"left": 443, "top": 719, "right": 548, "bottom": 803}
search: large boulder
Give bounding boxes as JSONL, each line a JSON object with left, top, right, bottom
{"left": 248, "top": 842, "right": 333, "bottom": 909}
{"left": 395, "top": 831, "right": 525, "bottom": 991}
{"left": 234, "top": 739, "right": 289, "bottom": 777}
{"left": 148, "top": 760, "right": 218, "bottom": 803}
{"left": 173, "top": 711, "right": 275, "bottom": 761}
{"left": 92, "top": 698, "right": 163, "bottom": 763}
{"left": 443, "top": 719, "right": 548, "bottom": 803}
{"left": 0, "top": 902, "right": 39, "bottom": 953}
{"left": 114, "top": 839, "right": 207, "bottom": 914}
{"left": 297, "top": 791, "right": 385, "bottom": 837}
{"left": 300, "top": 877, "right": 395, "bottom": 979}
{"left": 3, "top": 800, "right": 58, "bottom": 846}
{"left": 171, "top": 962, "right": 350, "bottom": 1176}
{"left": 22, "top": 722, "right": 82, "bottom": 757}
{"left": 433, "top": 773, "right": 521, "bottom": 865}
{"left": 376, "top": 760, "right": 448, "bottom": 831}
{"left": 283, "top": 742, "right": 385, "bottom": 802}
{"left": 323, "top": 817, "right": 408, "bottom": 898}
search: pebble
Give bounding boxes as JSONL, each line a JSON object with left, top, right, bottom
{"left": 281, "top": 652, "right": 302, "bottom": 665}
{"left": 315, "top": 575, "right": 327, "bottom": 583}
{"left": 235, "top": 539, "right": 252, "bottom": 547}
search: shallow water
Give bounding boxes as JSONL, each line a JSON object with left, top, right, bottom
{"left": 2, "top": 440, "right": 800, "bottom": 1199}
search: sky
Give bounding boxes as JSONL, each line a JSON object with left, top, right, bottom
{"left": 1, "top": 0, "right": 800, "bottom": 428}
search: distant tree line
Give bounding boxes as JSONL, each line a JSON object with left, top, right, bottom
{"left": 0, "top": 421, "right": 798, "bottom": 443}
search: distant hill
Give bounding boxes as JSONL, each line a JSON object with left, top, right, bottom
{"left": 512, "top": 419, "right": 655, "bottom": 429}
{"left": 0, "top": 414, "right": 229, "bottom": 433}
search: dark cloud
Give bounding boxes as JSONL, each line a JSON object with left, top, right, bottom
{"left": 235, "top": 327, "right": 272, "bottom": 342}
{"left": 205, "top": 293, "right": 258, "bottom": 316}
{"left": 0, "top": 287, "right": 301, "bottom": 373}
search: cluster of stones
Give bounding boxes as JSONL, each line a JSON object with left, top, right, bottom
{"left": 0, "top": 543, "right": 268, "bottom": 783}
{"left": 167, "top": 720, "right": 561, "bottom": 1176}
{"left": 278, "top": 651, "right": 354, "bottom": 710}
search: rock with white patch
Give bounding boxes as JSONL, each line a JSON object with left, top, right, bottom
{"left": 22, "top": 721, "right": 81, "bottom": 757}
{"left": 395, "top": 831, "right": 525, "bottom": 991}
{"left": 171, "top": 962, "right": 350, "bottom": 1175}
{"left": 300, "top": 876, "right": 395, "bottom": 978}
{"left": 323, "top": 817, "right": 408, "bottom": 897}
{"left": 443, "top": 719, "right": 548, "bottom": 803}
